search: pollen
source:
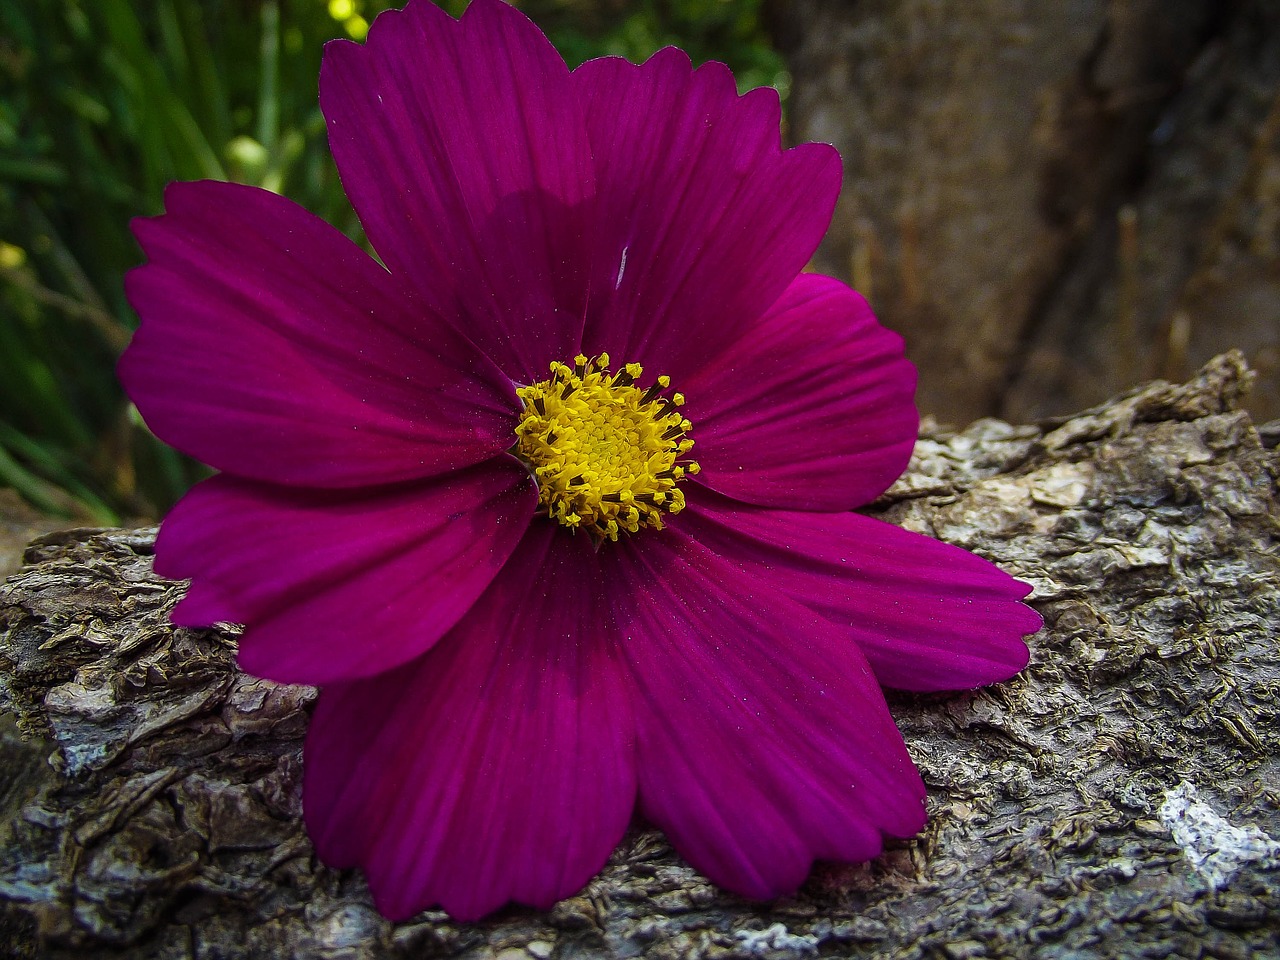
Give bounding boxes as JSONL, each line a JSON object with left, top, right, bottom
{"left": 514, "top": 354, "right": 700, "bottom": 543}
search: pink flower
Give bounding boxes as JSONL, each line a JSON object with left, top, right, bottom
{"left": 120, "top": 0, "right": 1040, "bottom": 922}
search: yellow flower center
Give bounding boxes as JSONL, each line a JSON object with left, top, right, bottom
{"left": 514, "top": 353, "right": 700, "bottom": 543}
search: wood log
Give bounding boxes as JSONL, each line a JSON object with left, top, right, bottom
{"left": 1, "top": 353, "right": 1277, "bottom": 959}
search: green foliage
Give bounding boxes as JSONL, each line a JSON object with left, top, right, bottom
{"left": 524, "top": 0, "right": 788, "bottom": 93}
{"left": 0, "top": 0, "right": 785, "bottom": 522}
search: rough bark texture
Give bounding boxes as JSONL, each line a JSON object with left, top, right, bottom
{"left": 1, "top": 354, "right": 1279, "bottom": 959}
{"left": 770, "top": 0, "right": 1280, "bottom": 426}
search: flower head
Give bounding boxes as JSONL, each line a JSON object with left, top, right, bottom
{"left": 120, "top": 0, "right": 1041, "bottom": 922}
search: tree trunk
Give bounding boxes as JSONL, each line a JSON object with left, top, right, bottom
{"left": 1, "top": 354, "right": 1278, "bottom": 959}
{"left": 769, "top": 0, "right": 1280, "bottom": 426}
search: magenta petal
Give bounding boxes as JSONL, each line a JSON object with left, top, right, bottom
{"left": 156, "top": 459, "right": 536, "bottom": 684}
{"left": 120, "top": 181, "right": 518, "bottom": 487}
{"left": 304, "top": 525, "right": 636, "bottom": 922}
{"left": 320, "top": 0, "right": 595, "bottom": 382}
{"left": 574, "top": 50, "right": 842, "bottom": 383}
{"left": 680, "top": 492, "right": 1040, "bottom": 691}
{"left": 683, "top": 273, "right": 918, "bottom": 511}
{"left": 610, "top": 531, "right": 926, "bottom": 899}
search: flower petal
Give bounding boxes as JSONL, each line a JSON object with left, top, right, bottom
{"left": 610, "top": 530, "right": 926, "bottom": 899}
{"left": 304, "top": 524, "right": 636, "bottom": 922}
{"left": 680, "top": 491, "right": 1040, "bottom": 691}
{"left": 120, "top": 181, "right": 517, "bottom": 487}
{"left": 574, "top": 49, "right": 842, "bottom": 384}
{"left": 156, "top": 459, "right": 536, "bottom": 684}
{"left": 683, "top": 273, "right": 918, "bottom": 511}
{"left": 320, "top": 0, "right": 595, "bottom": 382}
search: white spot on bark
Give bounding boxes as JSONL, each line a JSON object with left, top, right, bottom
{"left": 1158, "top": 782, "right": 1280, "bottom": 889}
{"left": 734, "top": 923, "right": 817, "bottom": 955}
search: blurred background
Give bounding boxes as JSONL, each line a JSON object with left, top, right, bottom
{"left": 0, "top": 0, "right": 1277, "bottom": 540}
{"left": 774, "top": 0, "right": 1280, "bottom": 429}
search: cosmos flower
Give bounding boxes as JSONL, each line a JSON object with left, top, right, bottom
{"left": 119, "top": 0, "right": 1041, "bottom": 922}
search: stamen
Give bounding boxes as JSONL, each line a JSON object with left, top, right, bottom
{"left": 514, "top": 355, "right": 698, "bottom": 543}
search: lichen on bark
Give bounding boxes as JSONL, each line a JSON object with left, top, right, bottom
{"left": 1, "top": 353, "right": 1278, "bottom": 959}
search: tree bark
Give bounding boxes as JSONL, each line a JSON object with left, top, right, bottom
{"left": 1, "top": 353, "right": 1278, "bottom": 959}
{"left": 769, "top": 0, "right": 1280, "bottom": 426}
